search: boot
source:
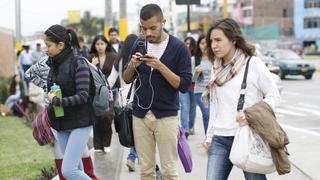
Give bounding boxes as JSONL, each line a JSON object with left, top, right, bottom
{"left": 82, "top": 156, "right": 100, "bottom": 180}
{"left": 54, "top": 159, "right": 66, "bottom": 180}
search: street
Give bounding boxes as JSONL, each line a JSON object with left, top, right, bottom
{"left": 276, "top": 73, "right": 320, "bottom": 133}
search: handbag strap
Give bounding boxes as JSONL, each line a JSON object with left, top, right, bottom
{"left": 237, "top": 56, "right": 252, "bottom": 111}
{"left": 126, "top": 83, "right": 134, "bottom": 101}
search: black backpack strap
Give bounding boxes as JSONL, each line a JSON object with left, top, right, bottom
{"left": 237, "top": 56, "right": 252, "bottom": 111}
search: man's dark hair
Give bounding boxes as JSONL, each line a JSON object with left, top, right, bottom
{"left": 140, "top": 4, "right": 163, "bottom": 21}
{"left": 108, "top": 28, "right": 119, "bottom": 35}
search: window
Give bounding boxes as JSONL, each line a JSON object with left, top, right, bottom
{"left": 243, "top": 9, "right": 252, "bottom": 17}
{"left": 305, "top": 0, "right": 320, "bottom": 8}
{"left": 283, "top": 8, "right": 287, "bottom": 17}
{"left": 304, "top": 17, "right": 320, "bottom": 28}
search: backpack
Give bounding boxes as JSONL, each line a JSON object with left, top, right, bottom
{"left": 74, "top": 56, "right": 113, "bottom": 116}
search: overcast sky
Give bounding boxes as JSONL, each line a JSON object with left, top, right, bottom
{"left": 0, "top": 0, "right": 174, "bottom": 36}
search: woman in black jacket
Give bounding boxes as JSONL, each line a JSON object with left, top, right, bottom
{"left": 45, "top": 24, "right": 94, "bottom": 180}
{"left": 89, "top": 35, "right": 117, "bottom": 153}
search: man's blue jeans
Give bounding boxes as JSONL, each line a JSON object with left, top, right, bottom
{"left": 179, "top": 91, "right": 196, "bottom": 131}
{"left": 207, "top": 136, "right": 267, "bottom": 180}
{"left": 194, "top": 93, "right": 209, "bottom": 134}
{"left": 127, "top": 147, "right": 137, "bottom": 161}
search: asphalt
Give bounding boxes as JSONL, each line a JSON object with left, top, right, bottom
{"left": 88, "top": 107, "right": 319, "bottom": 180}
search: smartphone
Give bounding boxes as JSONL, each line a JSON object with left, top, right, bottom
{"left": 139, "top": 55, "right": 152, "bottom": 61}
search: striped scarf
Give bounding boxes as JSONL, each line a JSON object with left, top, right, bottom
{"left": 208, "top": 49, "right": 247, "bottom": 88}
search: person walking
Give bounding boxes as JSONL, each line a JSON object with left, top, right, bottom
{"left": 44, "top": 24, "right": 95, "bottom": 180}
{"left": 89, "top": 35, "right": 117, "bottom": 153}
{"left": 202, "top": 18, "right": 280, "bottom": 180}
{"left": 123, "top": 4, "right": 192, "bottom": 179}
{"left": 180, "top": 36, "right": 197, "bottom": 138}
{"left": 108, "top": 28, "right": 122, "bottom": 53}
{"left": 32, "top": 43, "right": 46, "bottom": 64}
{"left": 194, "top": 35, "right": 212, "bottom": 134}
{"left": 25, "top": 54, "right": 99, "bottom": 180}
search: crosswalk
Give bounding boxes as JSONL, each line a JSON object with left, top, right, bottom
{"left": 275, "top": 102, "right": 320, "bottom": 118}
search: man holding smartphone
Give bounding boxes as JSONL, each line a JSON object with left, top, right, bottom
{"left": 123, "top": 4, "right": 192, "bottom": 180}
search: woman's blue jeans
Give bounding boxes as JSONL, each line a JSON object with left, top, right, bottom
{"left": 57, "top": 126, "right": 92, "bottom": 180}
{"left": 179, "top": 91, "right": 196, "bottom": 131}
{"left": 194, "top": 93, "right": 209, "bottom": 134}
{"left": 207, "top": 136, "right": 267, "bottom": 180}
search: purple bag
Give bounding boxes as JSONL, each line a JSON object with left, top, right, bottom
{"left": 178, "top": 127, "right": 193, "bottom": 173}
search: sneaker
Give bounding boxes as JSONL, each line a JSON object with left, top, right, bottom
{"left": 189, "top": 128, "right": 195, "bottom": 135}
{"left": 156, "top": 169, "right": 163, "bottom": 180}
{"left": 126, "top": 159, "right": 135, "bottom": 172}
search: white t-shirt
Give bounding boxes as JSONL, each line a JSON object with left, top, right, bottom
{"left": 147, "top": 35, "right": 169, "bottom": 59}
{"left": 205, "top": 56, "right": 280, "bottom": 143}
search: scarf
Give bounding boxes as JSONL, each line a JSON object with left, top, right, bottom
{"left": 209, "top": 49, "right": 247, "bottom": 88}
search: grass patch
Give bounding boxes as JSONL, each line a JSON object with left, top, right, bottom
{"left": 0, "top": 116, "right": 54, "bottom": 180}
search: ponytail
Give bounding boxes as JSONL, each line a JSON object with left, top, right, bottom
{"left": 66, "top": 29, "right": 80, "bottom": 49}
{"left": 45, "top": 24, "right": 80, "bottom": 50}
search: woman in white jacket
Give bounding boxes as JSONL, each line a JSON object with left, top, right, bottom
{"left": 202, "top": 18, "right": 280, "bottom": 180}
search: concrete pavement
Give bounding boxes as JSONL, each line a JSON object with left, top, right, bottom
{"left": 90, "top": 106, "right": 318, "bottom": 180}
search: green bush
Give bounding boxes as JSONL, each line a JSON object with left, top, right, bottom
{"left": 0, "top": 76, "right": 9, "bottom": 103}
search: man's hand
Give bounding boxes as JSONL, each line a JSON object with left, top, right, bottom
{"left": 140, "top": 54, "right": 164, "bottom": 71}
{"left": 129, "top": 52, "right": 143, "bottom": 69}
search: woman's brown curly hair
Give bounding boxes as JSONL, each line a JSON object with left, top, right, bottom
{"left": 206, "top": 18, "right": 255, "bottom": 63}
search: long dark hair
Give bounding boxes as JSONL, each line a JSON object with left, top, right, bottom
{"left": 44, "top": 24, "right": 80, "bottom": 50}
{"left": 9, "top": 74, "right": 18, "bottom": 95}
{"left": 114, "top": 34, "right": 138, "bottom": 72}
{"left": 184, "top": 36, "right": 196, "bottom": 56}
{"left": 206, "top": 18, "right": 255, "bottom": 63}
{"left": 89, "top": 35, "right": 112, "bottom": 55}
{"left": 195, "top": 34, "right": 206, "bottom": 66}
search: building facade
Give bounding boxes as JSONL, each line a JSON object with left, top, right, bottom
{"left": 294, "top": 0, "right": 320, "bottom": 52}
{"left": 232, "top": 0, "right": 294, "bottom": 37}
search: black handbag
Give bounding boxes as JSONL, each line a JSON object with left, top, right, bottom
{"left": 114, "top": 84, "right": 134, "bottom": 148}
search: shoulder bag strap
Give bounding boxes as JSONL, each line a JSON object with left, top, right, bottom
{"left": 237, "top": 56, "right": 252, "bottom": 111}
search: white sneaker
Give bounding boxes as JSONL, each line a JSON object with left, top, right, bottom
{"left": 104, "top": 146, "right": 111, "bottom": 153}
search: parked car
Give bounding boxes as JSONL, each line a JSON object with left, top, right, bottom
{"left": 265, "top": 49, "right": 316, "bottom": 80}
{"left": 255, "top": 46, "right": 280, "bottom": 75}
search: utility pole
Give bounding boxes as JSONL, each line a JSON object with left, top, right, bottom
{"left": 223, "top": 0, "right": 228, "bottom": 18}
{"left": 186, "top": 0, "right": 191, "bottom": 34}
{"left": 119, "top": 0, "right": 128, "bottom": 41}
{"left": 15, "top": 0, "right": 22, "bottom": 51}
{"left": 104, "top": 0, "right": 112, "bottom": 39}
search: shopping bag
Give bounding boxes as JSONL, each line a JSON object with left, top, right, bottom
{"left": 229, "top": 125, "right": 276, "bottom": 174}
{"left": 178, "top": 127, "right": 193, "bottom": 173}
